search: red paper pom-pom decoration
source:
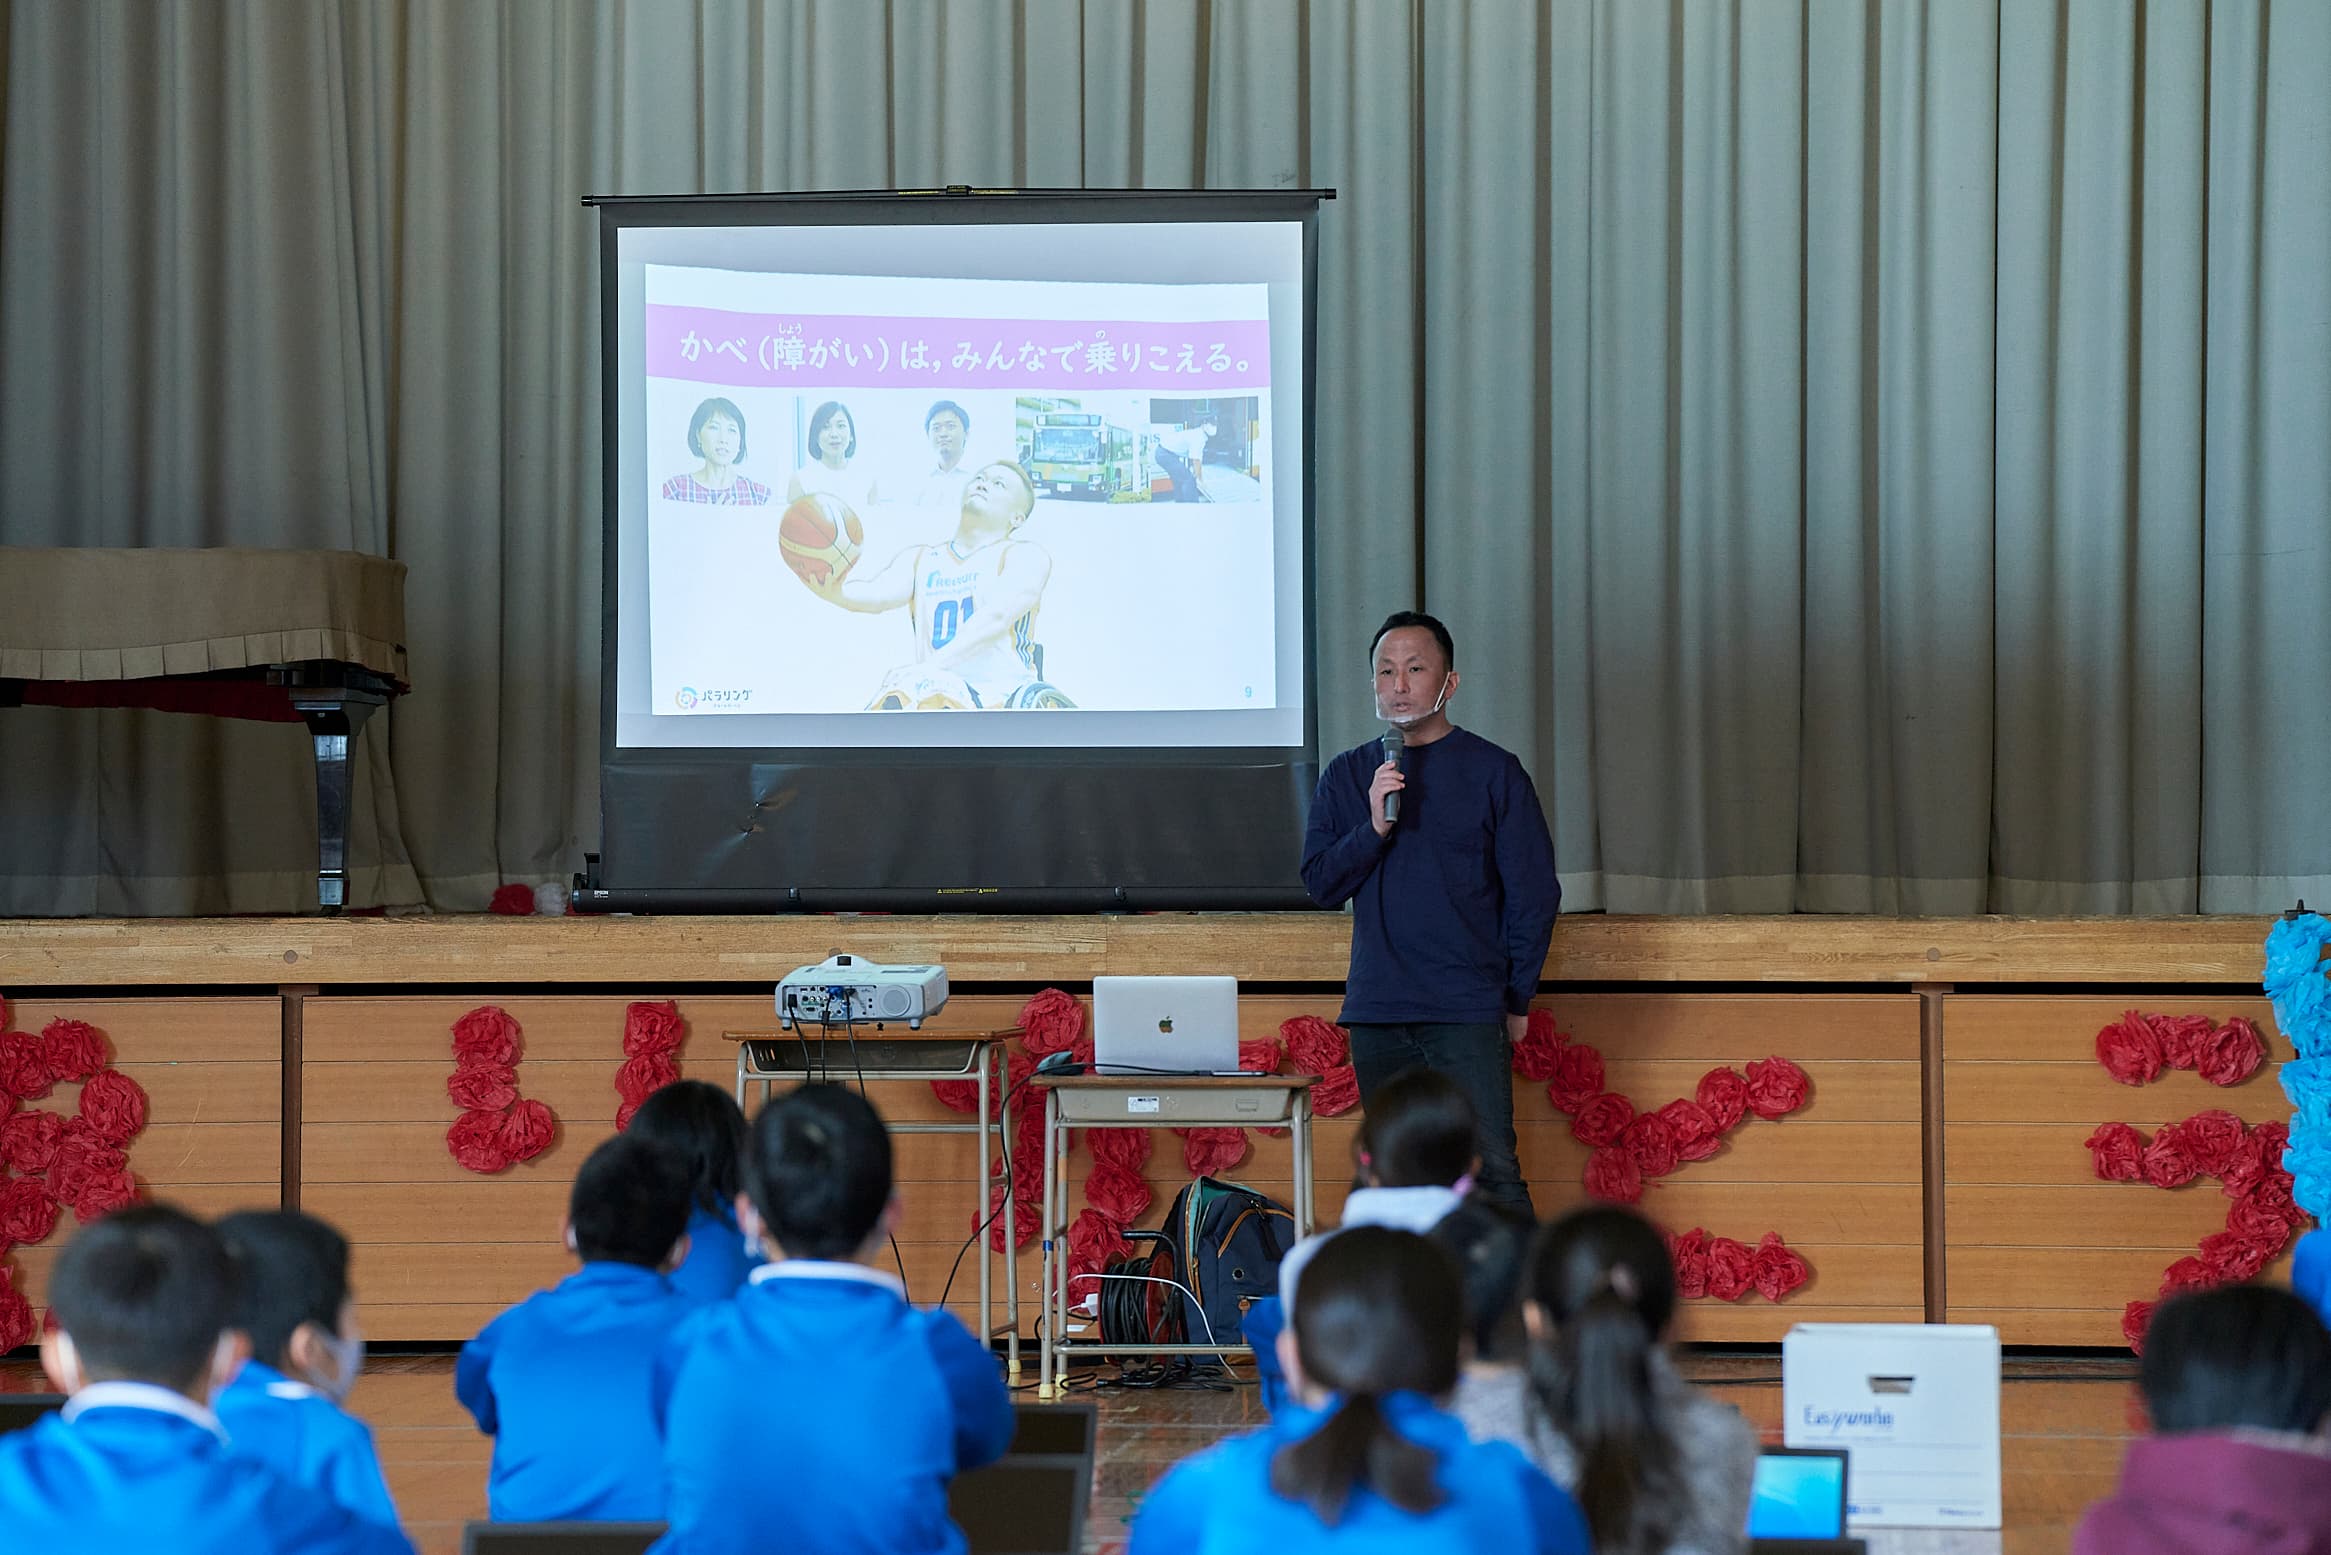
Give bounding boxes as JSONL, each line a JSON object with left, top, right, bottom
{"left": 452, "top": 1007, "right": 523, "bottom": 1069}
{"left": 2177, "top": 1110, "right": 2249, "bottom": 1177}
{"left": 46, "top": 1119, "right": 126, "bottom": 1207}
{"left": 70, "top": 1168, "right": 141, "bottom": 1224}
{"left": 0, "top": 1177, "right": 59, "bottom": 1247}
{"left": 2195, "top": 1231, "right": 2272, "bottom": 1283}
{"left": 930, "top": 1080, "right": 981, "bottom": 1114}
{"left": 1312, "top": 1064, "right": 1361, "bottom": 1117}
{"left": 2197, "top": 1017, "right": 2267, "bottom": 1088}
{"left": 447, "top": 1064, "right": 520, "bottom": 1112}
{"left": 1743, "top": 1057, "right": 1811, "bottom": 1120}
{"left": 2140, "top": 1129, "right": 2199, "bottom": 1189}
{"left": 1657, "top": 1098, "right": 1724, "bottom": 1163}
{"left": 1086, "top": 1161, "right": 1154, "bottom": 1225}
{"left": 38, "top": 1019, "right": 108, "bottom": 1085}
{"left": 1088, "top": 1129, "right": 1153, "bottom": 1173}
{"left": 498, "top": 1099, "right": 557, "bottom": 1165}
{"left": 2097, "top": 1011, "right": 2165, "bottom": 1086}
{"left": 2085, "top": 1121, "right": 2145, "bottom": 1182}
{"left": 1668, "top": 1228, "right": 1711, "bottom": 1300}
{"left": 1583, "top": 1147, "right": 1642, "bottom": 1204}
{"left": 1064, "top": 1208, "right": 1135, "bottom": 1299}
{"left": 76, "top": 1069, "right": 148, "bottom": 1148}
{"left": 2157, "top": 1255, "right": 2216, "bottom": 1295}
{"left": 1509, "top": 1010, "right": 1564, "bottom": 1082}
{"left": 2153, "top": 1013, "right": 2216, "bottom": 1071}
{"left": 1018, "top": 989, "right": 1085, "bottom": 1057}
{"left": 447, "top": 1108, "right": 511, "bottom": 1172}
{"left": 614, "top": 1099, "right": 643, "bottom": 1133}
{"left": 1282, "top": 1016, "right": 1350, "bottom": 1074}
{"left": 978, "top": 1180, "right": 1040, "bottom": 1251}
{"left": 623, "top": 1000, "right": 685, "bottom": 1057}
{"left": 0, "top": 1268, "right": 31, "bottom": 1353}
{"left": 0, "top": 1032, "right": 50, "bottom": 1102}
{"left": 1696, "top": 1068, "right": 1749, "bottom": 1133}
{"left": 1, "top": 1110, "right": 65, "bottom": 1175}
{"left": 1569, "top": 1093, "right": 1634, "bottom": 1149}
{"left": 1238, "top": 1039, "right": 1285, "bottom": 1076}
{"left": 2122, "top": 1299, "right": 2156, "bottom": 1353}
{"left": 615, "top": 1052, "right": 680, "bottom": 1108}
{"left": 1179, "top": 1127, "right": 1248, "bottom": 1177}
{"left": 488, "top": 883, "right": 537, "bottom": 915}
{"left": 1704, "top": 1236, "right": 1754, "bottom": 1301}
{"left": 1750, "top": 1232, "right": 1810, "bottom": 1301}
{"left": 1546, "top": 1045, "right": 1605, "bottom": 1114}
{"left": 1620, "top": 1112, "right": 1680, "bottom": 1179}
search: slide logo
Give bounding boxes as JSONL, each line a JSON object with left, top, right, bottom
{"left": 673, "top": 687, "right": 700, "bottom": 710}
{"left": 675, "top": 686, "right": 753, "bottom": 710}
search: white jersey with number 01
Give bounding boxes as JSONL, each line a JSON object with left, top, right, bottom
{"left": 908, "top": 538, "right": 1040, "bottom": 707}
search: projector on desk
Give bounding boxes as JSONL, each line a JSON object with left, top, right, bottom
{"left": 777, "top": 954, "right": 949, "bottom": 1030}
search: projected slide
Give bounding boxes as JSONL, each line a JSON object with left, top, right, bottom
{"left": 642, "top": 267, "right": 1277, "bottom": 720}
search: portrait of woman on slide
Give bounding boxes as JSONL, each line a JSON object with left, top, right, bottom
{"left": 661, "top": 396, "right": 772, "bottom": 507}
{"left": 787, "top": 399, "right": 878, "bottom": 508}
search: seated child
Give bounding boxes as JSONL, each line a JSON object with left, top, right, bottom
{"left": 1248, "top": 1068, "right": 1479, "bottom": 1408}
{"left": 214, "top": 1210, "right": 400, "bottom": 1528}
{"left": 2075, "top": 1283, "right": 2331, "bottom": 1555}
{"left": 1428, "top": 1200, "right": 1535, "bottom": 1427}
{"left": 1132, "top": 1225, "right": 1589, "bottom": 1555}
{"left": 651, "top": 1083, "right": 1014, "bottom": 1555}
{"left": 0, "top": 1204, "right": 413, "bottom": 1555}
{"left": 456, "top": 1132, "right": 696, "bottom": 1522}
{"left": 623, "top": 1079, "right": 762, "bottom": 1304}
{"left": 1506, "top": 1205, "right": 1758, "bottom": 1555}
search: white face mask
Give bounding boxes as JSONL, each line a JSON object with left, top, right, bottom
{"left": 314, "top": 1331, "right": 365, "bottom": 1403}
{"left": 1374, "top": 671, "right": 1452, "bottom": 730}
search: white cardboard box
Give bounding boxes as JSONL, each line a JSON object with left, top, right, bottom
{"left": 1782, "top": 1322, "right": 2003, "bottom": 1530}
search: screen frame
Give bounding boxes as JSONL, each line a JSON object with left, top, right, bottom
{"left": 582, "top": 188, "right": 1331, "bottom": 912}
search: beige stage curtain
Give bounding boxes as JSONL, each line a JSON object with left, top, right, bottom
{"left": 1, "top": 0, "right": 2326, "bottom": 914}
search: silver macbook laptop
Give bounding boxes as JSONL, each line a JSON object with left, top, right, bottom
{"left": 1091, "top": 976, "right": 1244, "bottom": 1075}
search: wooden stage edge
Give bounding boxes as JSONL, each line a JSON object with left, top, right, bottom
{"left": 0, "top": 911, "right": 2285, "bottom": 989}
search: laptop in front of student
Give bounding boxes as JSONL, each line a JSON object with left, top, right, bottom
{"left": 1091, "top": 976, "right": 1246, "bottom": 1076}
{"left": 1747, "top": 1446, "right": 1863, "bottom": 1554}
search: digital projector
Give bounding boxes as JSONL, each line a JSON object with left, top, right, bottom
{"left": 777, "top": 954, "right": 949, "bottom": 1029}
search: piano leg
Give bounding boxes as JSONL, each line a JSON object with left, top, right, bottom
{"left": 294, "top": 696, "right": 384, "bottom": 914}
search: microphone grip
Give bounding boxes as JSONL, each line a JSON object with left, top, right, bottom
{"left": 1379, "top": 731, "right": 1404, "bottom": 826}
{"left": 1384, "top": 789, "right": 1400, "bottom": 825}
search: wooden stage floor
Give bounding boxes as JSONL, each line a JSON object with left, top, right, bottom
{"left": 3, "top": 1351, "right": 2134, "bottom": 1553}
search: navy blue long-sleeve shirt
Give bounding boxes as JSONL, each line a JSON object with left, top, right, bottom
{"left": 1301, "top": 727, "right": 1560, "bottom": 1025}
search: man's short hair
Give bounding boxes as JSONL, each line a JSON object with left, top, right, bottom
{"left": 216, "top": 1211, "right": 351, "bottom": 1371}
{"left": 746, "top": 1083, "right": 893, "bottom": 1261}
{"left": 1371, "top": 610, "right": 1455, "bottom": 669}
{"left": 687, "top": 397, "right": 749, "bottom": 460}
{"left": 48, "top": 1205, "right": 237, "bottom": 1393}
{"left": 569, "top": 1134, "right": 694, "bottom": 1267}
{"left": 925, "top": 399, "right": 971, "bottom": 434}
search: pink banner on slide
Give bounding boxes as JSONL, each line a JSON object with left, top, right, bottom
{"left": 646, "top": 304, "right": 1272, "bottom": 389}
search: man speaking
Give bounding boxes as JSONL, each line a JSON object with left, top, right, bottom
{"left": 1299, "top": 611, "right": 1559, "bottom": 1213}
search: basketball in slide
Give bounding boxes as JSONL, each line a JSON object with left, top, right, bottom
{"left": 778, "top": 493, "right": 864, "bottom": 587}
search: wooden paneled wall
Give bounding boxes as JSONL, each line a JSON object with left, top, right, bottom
{"left": 1938, "top": 995, "right": 2291, "bottom": 1345}
{"left": 2, "top": 999, "right": 283, "bottom": 1316}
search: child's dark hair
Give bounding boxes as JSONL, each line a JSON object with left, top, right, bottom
{"left": 624, "top": 1080, "right": 747, "bottom": 1220}
{"left": 1353, "top": 1067, "right": 1476, "bottom": 1188}
{"left": 1269, "top": 1226, "right": 1460, "bottom": 1525}
{"left": 2141, "top": 1284, "right": 2331, "bottom": 1434}
{"left": 48, "top": 1204, "right": 238, "bottom": 1394}
{"left": 216, "top": 1210, "right": 351, "bottom": 1370}
{"left": 1430, "top": 1200, "right": 1533, "bottom": 1364}
{"left": 747, "top": 1083, "right": 892, "bottom": 1261}
{"left": 568, "top": 1134, "right": 693, "bottom": 1268}
{"left": 1525, "top": 1205, "right": 1686, "bottom": 1555}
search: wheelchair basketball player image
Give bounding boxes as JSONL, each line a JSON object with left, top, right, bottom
{"left": 799, "top": 461, "right": 1075, "bottom": 710}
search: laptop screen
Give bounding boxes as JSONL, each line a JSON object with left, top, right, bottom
{"left": 1747, "top": 1449, "right": 1848, "bottom": 1538}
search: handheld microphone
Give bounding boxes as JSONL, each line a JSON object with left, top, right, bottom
{"left": 1379, "top": 728, "right": 1404, "bottom": 825}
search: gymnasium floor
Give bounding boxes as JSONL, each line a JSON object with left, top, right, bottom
{"left": 3, "top": 1350, "right": 2133, "bottom": 1553}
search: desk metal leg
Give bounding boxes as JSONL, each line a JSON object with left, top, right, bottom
{"left": 1293, "top": 1092, "right": 1315, "bottom": 1238}
{"left": 1038, "top": 1087, "right": 1062, "bottom": 1399}
{"left": 998, "top": 1046, "right": 1020, "bottom": 1378}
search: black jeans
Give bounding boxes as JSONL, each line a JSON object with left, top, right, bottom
{"left": 1346, "top": 1021, "right": 1532, "bottom": 1215}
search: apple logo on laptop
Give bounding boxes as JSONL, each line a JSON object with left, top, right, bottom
{"left": 1158, "top": 1017, "right": 1174, "bottom": 1033}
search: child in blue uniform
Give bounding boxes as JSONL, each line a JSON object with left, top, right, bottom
{"left": 1133, "top": 1226, "right": 1588, "bottom": 1555}
{"left": 456, "top": 1132, "right": 696, "bottom": 1521}
{"left": 650, "top": 1083, "right": 1015, "bottom": 1555}
{"left": 0, "top": 1204, "right": 413, "bottom": 1555}
{"left": 214, "top": 1210, "right": 399, "bottom": 1528}
{"left": 624, "top": 1079, "right": 762, "bottom": 1304}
